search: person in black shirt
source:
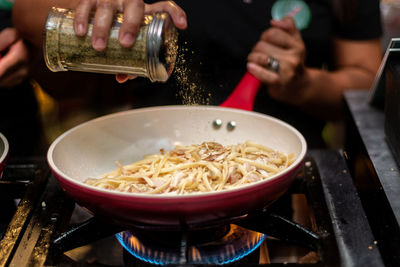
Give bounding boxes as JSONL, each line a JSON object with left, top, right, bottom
{"left": 12, "top": 0, "right": 382, "bottom": 148}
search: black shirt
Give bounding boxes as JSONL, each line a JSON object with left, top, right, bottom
{"left": 129, "top": 0, "right": 382, "bottom": 148}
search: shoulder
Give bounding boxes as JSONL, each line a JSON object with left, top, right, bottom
{"left": 330, "top": 0, "right": 382, "bottom": 40}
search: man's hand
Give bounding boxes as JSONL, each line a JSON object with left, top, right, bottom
{"left": 247, "top": 16, "right": 308, "bottom": 105}
{"left": 74, "top": 0, "right": 187, "bottom": 51}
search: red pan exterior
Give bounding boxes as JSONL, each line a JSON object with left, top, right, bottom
{"left": 52, "top": 161, "right": 303, "bottom": 227}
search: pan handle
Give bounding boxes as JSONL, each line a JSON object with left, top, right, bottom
{"left": 220, "top": 72, "right": 261, "bottom": 111}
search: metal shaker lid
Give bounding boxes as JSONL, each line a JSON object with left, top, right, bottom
{"left": 147, "top": 13, "right": 178, "bottom": 82}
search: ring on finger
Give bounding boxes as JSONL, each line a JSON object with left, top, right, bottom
{"left": 266, "top": 56, "right": 280, "bottom": 73}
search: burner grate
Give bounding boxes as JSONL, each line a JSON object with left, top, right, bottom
{"left": 0, "top": 151, "right": 386, "bottom": 266}
{"left": 0, "top": 158, "right": 75, "bottom": 266}
{"left": 0, "top": 159, "right": 48, "bottom": 266}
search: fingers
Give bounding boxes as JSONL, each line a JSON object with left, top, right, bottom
{"left": 260, "top": 26, "right": 302, "bottom": 51}
{"left": 247, "top": 61, "right": 298, "bottom": 104}
{"left": 116, "top": 74, "right": 128, "bottom": 83}
{"left": 251, "top": 40, "right": 283, "bottom": 59}
{"left": 73, "top": 0, "right": 186, "bottom": 52}
{"left": 270, "top": 16, "right": 299, "bottom": 37}
{"left": 115, "top": 73, "right": 137, "bottom": 83}
{"left": 74, "top": 0, "right": 117, "bottom": 51}
{"left": 247, "top": 51, "right": 279, "bottom": 73}
{"left": 119, "top": 0, "right": 144, "bottom": 48}
{"left": 0, "top": 28, "right": 19, "bottom": 52}
{"left": 74, "top": 0, "right": 95, "bottom": 37}
{"left": 247, "top": 62, "right": 279, "bottom": 85}
{"left": 247, "top": 15, "right": 305, "bottom": 80}
{"left": 145, "top": 1, "right": 187, "bottom": 30}
{"left": 91, "top": 0, "right": 117, "bottom": 51}
{"left": 248, "top": 47, "right": 302, "bottom": 87}
{"left": 74, "top": 0, "right": 137, "bottom": 50}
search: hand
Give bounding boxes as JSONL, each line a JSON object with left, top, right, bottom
{"left": 115, "top": 73, "right": 136, "bottom": 83}
{"left": 247, "top": 16, "right": 308, "bottom": 105}
{"left": 73, "top": 0, "right": 186, "bottom": 83}
{"left": 73, "top": 0, "right": 187, "bottom": 51}
{"left": 0, "top": 28, "right": 30, "bottom": 88}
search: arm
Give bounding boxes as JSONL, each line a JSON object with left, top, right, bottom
{"left": 247, "top": 17, "right": 382, "bottom": 120}
{"left": 12, "top": 0, "right": 77, "bottom": 47}
{"left": 297, "top": 38, "right": 381, "bottom": 119}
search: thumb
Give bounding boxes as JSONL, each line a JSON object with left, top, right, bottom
{"left": 270, "top": 16, "right": 301, "bottom": 39}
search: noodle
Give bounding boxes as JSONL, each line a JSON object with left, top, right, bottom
{"left": 85, "top": 141, "right": 295, "bottom": 195}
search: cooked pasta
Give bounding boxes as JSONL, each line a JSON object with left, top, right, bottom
{"left": 85, "top": 141, "right": 295, "bottom": 195}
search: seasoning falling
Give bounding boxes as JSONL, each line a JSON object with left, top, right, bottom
{"left": 173, "top": 43, "right": 211, "bottom": 105}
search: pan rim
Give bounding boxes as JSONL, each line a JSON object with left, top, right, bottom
{"left": 47, "top": 105, "right": 307, "bottom": 199}
{"left": 0, "top": 132, "right": 9, "bottom": 166}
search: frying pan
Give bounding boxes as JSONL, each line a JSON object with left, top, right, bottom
{"left": 0, "top": 132, "right": 9, "bottom": 177}
{"left": 47, "top": 106, "right": 306, "bottom": 228}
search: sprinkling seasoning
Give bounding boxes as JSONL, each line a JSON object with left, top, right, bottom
{"left": 173, "top": 43, "right": 211, "bottom": 106}
{"left": 43, "top": 7, "right": 178, "bottom": 82}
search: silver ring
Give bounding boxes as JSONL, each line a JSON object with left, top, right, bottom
{"left": 267, "top": 56, "right": 280, "bottom": 73}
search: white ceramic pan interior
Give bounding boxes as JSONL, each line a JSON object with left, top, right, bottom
{"left": 0, "top": 132, "right": 9, "bottom": 177}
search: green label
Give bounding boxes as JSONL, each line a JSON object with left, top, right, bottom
{"left": 0, "top": 0, "right": 13, "bottom": 10}
{"left": 271, "top": 0, "right": 311, "bottom": 30}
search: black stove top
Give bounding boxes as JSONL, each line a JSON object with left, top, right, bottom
{"left": 344, "top": 90, "right": 400, "bottom": 267}
{"left": 0, "top": 149, "right": 385, "bottom": 266}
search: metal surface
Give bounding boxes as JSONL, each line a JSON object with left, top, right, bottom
{"left": 345, "top": 90, "right": 400, "bottom": 266}
{"left": 384, "top": 53, "right": 400, "bottom": 168}
{"left": 0, "top": 159, "right": 51, "bottom": 266}
{"left": 212, "top": 119, "right": 222, "bottom": 129}
{"left": 226, "top": 120, "right": 236, "bottom": 131}
{"left": 309, "top": 149, "right": 384, "bottom": 267}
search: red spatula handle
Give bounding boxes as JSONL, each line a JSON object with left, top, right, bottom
{"left": 220, "top": 72, "right": 261, "bottom": 111}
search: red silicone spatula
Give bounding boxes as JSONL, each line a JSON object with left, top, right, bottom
{"left": 220, "top": 72, "right": 261, "bottom": 111}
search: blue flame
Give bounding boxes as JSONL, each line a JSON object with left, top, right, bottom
{"left": 116, "top": 233, "right": 165, "bottom": 265}
{"left": 116, "top": 226, "right": 266, "bottom": 265}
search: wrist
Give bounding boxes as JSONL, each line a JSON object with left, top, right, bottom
{"left": 289, "top": 67, "right": 313, "bottom": 107}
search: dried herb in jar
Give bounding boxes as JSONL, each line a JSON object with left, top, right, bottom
{"left": 44, "top": 7, "right": 178, "bottom": 82}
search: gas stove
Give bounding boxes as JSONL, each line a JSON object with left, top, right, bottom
{"left": 4, "top": 46, "right": 400, "bottom": 264}
{"left": 0, "top": 149, "right": 385, "bottom": 266}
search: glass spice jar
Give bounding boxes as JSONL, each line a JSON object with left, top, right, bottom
{"left": 43, "top": 7, "right": 178, "bottom": 82}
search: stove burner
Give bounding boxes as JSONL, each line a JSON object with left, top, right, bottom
{"left": 116, "top": 224, "right": 265, "bottom": 265}
{"left": 124, "top": 224, "right": 232, "bottom": 247}
{"left": 0, "top": 153, "right": 385, "bottom": 266}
